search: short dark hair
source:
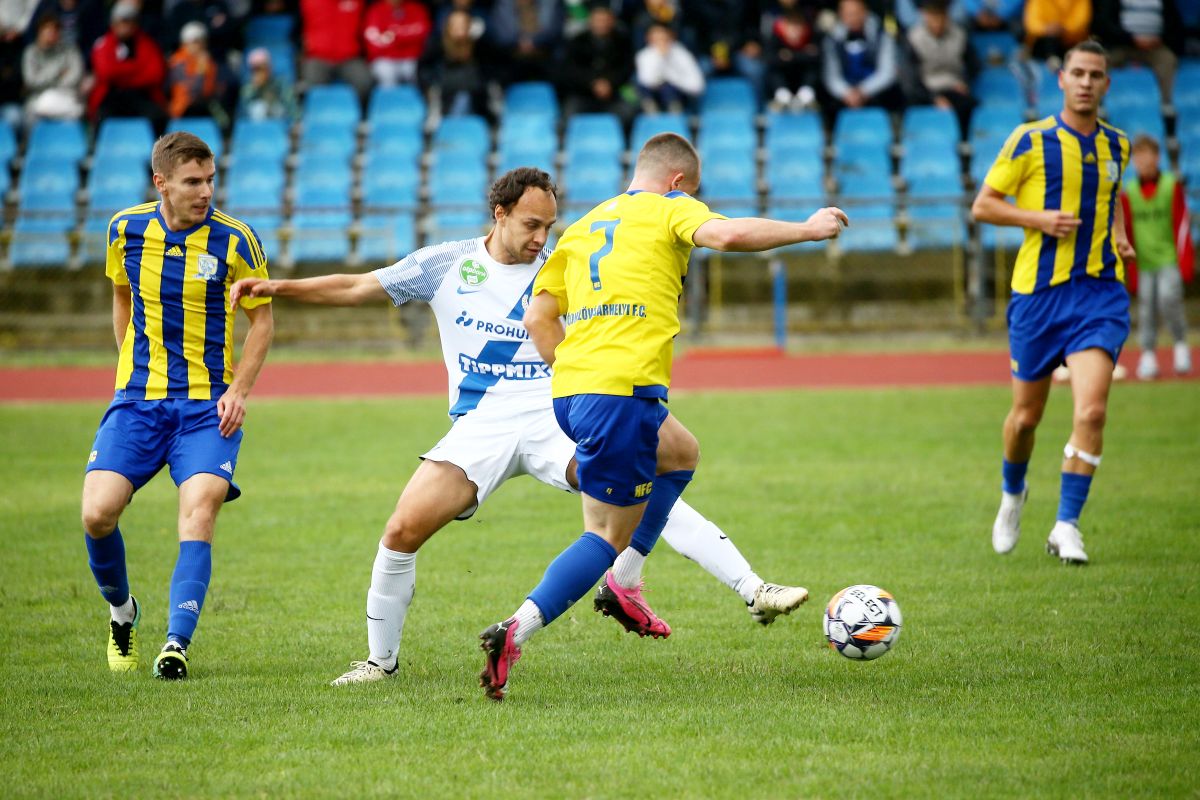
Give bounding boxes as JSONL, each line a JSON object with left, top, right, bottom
{"left": 1131, "top": 133, "right": 1160, "bottom": 153}
{"left": 151, "top": 131, "right": 213, "bottom": 177}
{"left": 1063, "top": 40, "right": 1109, "bottom": 71}
{"left": 488, "top": 167, "right": 557, "bottom": 213}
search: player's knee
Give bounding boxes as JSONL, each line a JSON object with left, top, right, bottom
{"left": 1010, "top": 404, "right": 1045, "bottom": 434}
{"left": 1075, "top": 401, "right": 1107, "bottom": 431}
{"left": 382, "top": 512, "right": 429, "bottom": 552}
{"left": 659, "top": 429, "right": 700, "bottom": 473}
{"left": 81, "top": 502, "right": 121, "bottom": 537}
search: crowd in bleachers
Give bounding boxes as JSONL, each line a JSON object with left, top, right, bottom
{"left": 1, "top": 0, "right": 1200, "bottom": 268}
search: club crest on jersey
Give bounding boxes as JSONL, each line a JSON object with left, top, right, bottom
{"left": 195, "top": 255, "right": 219, "bottom": 281}
{"left": 459, "top": 259, "right": 489, "bottom": 287}
{"left": 1105, "top": 160, "right": 1119, "bottom": 182}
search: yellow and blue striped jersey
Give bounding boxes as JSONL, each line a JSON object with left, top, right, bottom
{"left": 534, "top": 190, "right": 724, "bottom": 398}
{"left": 105, "top": 202, "right": 271, "bottom": 400}
{"left": 985, "top": 114, "right": 1131, "bottom": 294}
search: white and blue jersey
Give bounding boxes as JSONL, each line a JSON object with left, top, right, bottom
{"left": 374, "top": 237, "right": 552, "bottom": 419}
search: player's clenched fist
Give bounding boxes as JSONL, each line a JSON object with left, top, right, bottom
{"left": 230, "top": 277, "right": 272, "bottom": 310}
{"left": 1037, "top": 210, "right": 1082, "bottom": 239}
{"left": 806, "top": 207, "right": 850, "bottom": 240}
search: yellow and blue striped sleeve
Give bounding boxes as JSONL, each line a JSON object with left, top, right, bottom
{"left": 105, "top": 215, "right": 129, "bottom": 286}
{"left": 984, "top": 126, "right": 1034, "bottom": 197}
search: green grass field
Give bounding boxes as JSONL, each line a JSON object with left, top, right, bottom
{"left": 2, "top": 383, "right": 1198, "bottom": 799}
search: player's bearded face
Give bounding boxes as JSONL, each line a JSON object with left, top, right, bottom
{"left": 1060, "top": 52, "right": 1109, "bottom": 115}
{"left": 158, "top": 158, "right": 215, "bottom": 228}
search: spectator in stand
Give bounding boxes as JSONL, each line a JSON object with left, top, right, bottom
{"left": 26, "top": 0, "right": 105, "bottom": 62}
{"left": 820, "top": 0, "right": 904, "bottom": 122}
{"left": 689, "top": 0, "right": 766, "bottom": 103}
{"left": 434, "top": 0, "right": 485, "bottom": 41}
{"left": 1120, "top": 134, "right": 1194, "bottom": 380}
{"left": 962, "top": 0, "right": 1022, "bottom": 32}
{"left": 1023, "top": 0, "right": 1089, "bottom": 62}
{"left": 162, "top": 0, "right": 238, "bottom": 64}
{"left": 420, "top": 7, "right": 491, "bottom": 118}
{"left": 238, "top": 45, "right": 296, "bottom": 121}
{"left": 300, "top": 0, "right": 372, "bottom": 100}
{"left": 763, "top": 0, "right": 821, "bottom": 112}
{"left": 88, "top": 1, "right": 166, "bottom": 130}
{"left": 486, "top": 0, "right": 562, "bottom": 84}
{"left": 167, "top": 21, "right": 232, "bottom": 128}
{"left": 906, "top": 0, "right": 977, "bottom": 135}
{"left": 21, "top": 12, "right": 83, "bottom": 124}
{"left": 1, "top": 0, "right": 37, "bottom": 126}
{"left": 1093, "top": 0, "right": 1182, "bottom": 100}
{"left": 559, "top": 2, "right": 635, "bottom": 124}
{"left": 895, "top": 0, "right": 967, "bottom": 30}
{"left": 635, "top": 22, "right": 703, "bottom": 113}
{"left": 364, "top": 0, "right": 432, "bottom": 86}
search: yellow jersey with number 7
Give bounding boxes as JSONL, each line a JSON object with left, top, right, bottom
{"left": 533, "top": 190, "right": 725, "bottom": 399}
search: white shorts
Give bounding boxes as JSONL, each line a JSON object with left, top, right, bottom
{"left": 421, "top": 400, "right": 577, "bottom": 519}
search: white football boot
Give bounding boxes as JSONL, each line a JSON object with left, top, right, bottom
{"left": 330, "top": 660, "right": 397, "bottom": 686}
{"left": 1136, "top": 351, "right": 1159, "bottom": 381}
{"left": 991, "top": 487, "right": 1028, "bottom": 554}
{"left": 1174, "top": 342, "right": 1192, "bottom": 375}
{"left": 1046, "top": 521, "right": 1089, "bottom": 564}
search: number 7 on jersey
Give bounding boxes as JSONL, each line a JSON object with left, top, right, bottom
{"left": 588, "top": 219, "right": 620, "bottom": 291}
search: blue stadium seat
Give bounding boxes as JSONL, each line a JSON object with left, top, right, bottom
{"left": 293, "top": 157, "right": 352, "bottom": 212}
{"left": 9, "top": 217, "right": 72, "bottom": 267}
{"left": 1108, "top": 108, "right": 1165, "bottom": 142}
{"left": 907, "top": 174, "right": 962, "bottom": 199}
{"left": 428, "top": 209, "right": 488, "bottom": 243}
{"left": 1105, "top": 67, "right": 1162, "bottom": 114}
{"left": 969, "top": 106, "right": 1022, "bottom": 144}
{"left": 303, "top": 84, "right": 360, "bottom": 128}
{"left": 1175, "top": 104, "right": 1200, "bottom": 149}
{"left": 981, "top": 218, "right": 1025, "bottom": 250}
{"left": 0, "top": 163, "right": 8, "bottom": 196}
{"left": 225, "top": 158, "right": 286, "bottom": 199}
{"left": 367, "top": 84, "right": 426, "bottom": 130}
{"left": 432, "top": 115, "right": 490, "bottom": 158}
{"left": 969, "top": 31, "right": 1019, "bottom": 66}
{"left": 834, "top": 108, "right": 892, "bottom": 151}
{"left": 630, "top": 113, "right": 688, "bottom": 152}
{"left": 357, "top": 212, "right": 417, "bottom": 263}
{"left": 969, "top": 134, "right": 1008, "bottom": 183}
{"left": 908, "top": 202, "right": 965, "bottom": 249}
{"left": 298, "top": 121, "right": 357, "bottom": 161}
{"left": 94, "top": 118, "right": 155, "bottom": 164}
{"left": 87, "top": 160, "right": 146, "bottom": 207}
{"left": 1173, "top": 59, "right": 1200, "bottom": 111}
{"left": 838, "top": 172, "right": 894, "bottom": 201}
{"left": 701, "top": 77, "right": 756, "bottom": 116}
{"left": 0, "top": 120, "right": 15, "bottom": 165}
{"left": 166, "top": 117, "right": 223, "bottom": 159}
{"left": 291, "top": 210, "right": 351, "bottom": 263}
{"left": 231, "top": 119, "right": 290, "bottom": 165}
{"left": 499, "top": 113, "right": 558, "bottom": 168}
{"left": 838, "top": 203, "right": 897, "bottom": 252}
{"left": 1032, "top": 63, "right": 1061, "bottom": 117}
{"left": 901, "top": 141, "right": 959, "bottom": 182}
{"left": 505, "top": 81, "right": 558, "bottom": 120}
{"left": 764, "top": 200, "right": 826, "bottom": 251}
{"left": 565, "top": 114, "right": 624, "bottom": 160}
{"left": 26, "top": 119, "right": 86, "bottom": 162}
{"left": 361, "top": 151, "right": 419, "bottom": 211}
{"left": 365, "top": 123, "right": 423, "bottom": 159}
{"left": 703, "top": 151, "right": 757, "bottom": 217}
{"left": 697, "top": 114, "right": 756, "bottom": 160}
{"left": 79, "top": 211, "right": 114, "bottom": 265}
{"left": 17, "top": 157, "right": 78, "bottom": 212}
{"left": 765, "top": 112, "right": 823, "bottom": 158}
{"left": 833, "top": 144, "right": 890, "bottom": 181}
{"left": 974, "top": 67, "right": 1025, "bottom": 112}
{"left": 563, "top": 158, "right": 623, "bottom": 224}
{"left": 902, "top": 106, "right": 959, "bottom": 146}
{"left": 498, "top": 148, "right": 556, "bottom": 174}
{"left": 244, "top": 14, "right": 294, "bottom": 47}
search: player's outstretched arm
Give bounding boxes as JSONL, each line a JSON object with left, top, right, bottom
{"left": 524, "top": 290, "right": 566, "bottom": 367}
{"left": 217, "top": 303, "right": 274, "bottom": 438}
{"left": 692, "top": 207, "right": 849, "bottom": 252}
{"left": 971, "top": 185, "right": 1081, "bottom": 239}
{"left": 229, "top": 273, "right": 389, "bottom": 310}
{"left": 111, "top": 284, "right": 132, "bottom": 349}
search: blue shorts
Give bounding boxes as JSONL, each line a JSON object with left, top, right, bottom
{"left": 1007, "top": 279, "right": 1130, "bottom": 382}
{"left": 553, "top": 394, "right": 668, "bottom": 506}
{"left": 86, "top": 394, "right": 243, "bottom": 502}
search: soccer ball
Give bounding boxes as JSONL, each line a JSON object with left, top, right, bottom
{"left": 823, "top": 584, "right": 902, "bottom": 660}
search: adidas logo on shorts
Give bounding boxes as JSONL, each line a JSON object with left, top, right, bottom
{"left": 219, "top": 461, "right": 233, "bottom": 474}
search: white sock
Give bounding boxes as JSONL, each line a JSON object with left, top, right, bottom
{"left": 366, "top": 542, "right": 416, "bottom": 670}
{"left": 611, "top": 548, "right": 646, "bottom": 589}
{"left": 660, "top": 499, "right": 761, "bottom": 603}
{"left": 511, "top": 599, "right": 544, "bottom": 646}
{"left": 111, "top": 596, "right": 136, "bottom": 624}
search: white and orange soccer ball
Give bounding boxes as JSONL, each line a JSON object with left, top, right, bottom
{"left": 823, "top": 584, "right": 902, "bottom": 660}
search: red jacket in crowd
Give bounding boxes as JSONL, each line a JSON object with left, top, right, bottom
{"left": 363, "top": 0, "right": 432, "bottom": 62}
{"left": 301, "top": 0, "right": 365, "bottom": 63}
{"left": 88, "top": 29, "right": 167, "bottom": 117}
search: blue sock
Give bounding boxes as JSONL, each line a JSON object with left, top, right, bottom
{"left": 1056, "top": 472, "right": 1093, "bottom": 524}
{"left": 1002, "top": 459, "right": 1028, "bottom": 495}
{"left": 630, "top": 470, "right": 694, "bottom": 556}
{"left": 167, "top": 541, "right": 212, "bottom": 648}
{"left": 85, "top": 527, "right": 129, "bottom": 607}
{"left": 527, "top": 532, "right": 617, "bottom": 625}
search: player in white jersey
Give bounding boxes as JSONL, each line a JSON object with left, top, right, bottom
{"left": 230, "top": 168, "right": 809, "bottom": 686}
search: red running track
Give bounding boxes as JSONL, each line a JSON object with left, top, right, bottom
{"left": 1, "top": 347, "right": 1193, "bottom": 403}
